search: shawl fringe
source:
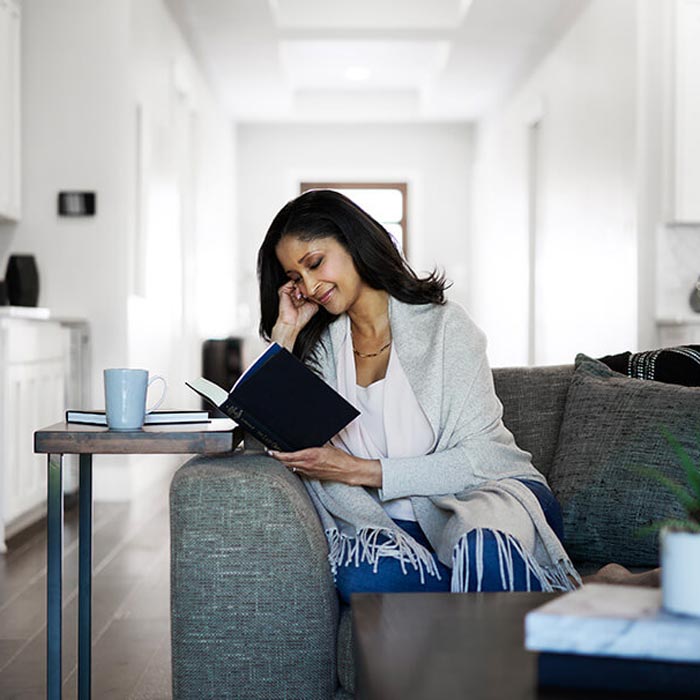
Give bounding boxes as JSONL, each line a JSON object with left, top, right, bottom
{"left": 325, "top": 526, "right": 442, "bottom": 584}
{"left": 450, "top": 528, "right": 582, "bottom": 593}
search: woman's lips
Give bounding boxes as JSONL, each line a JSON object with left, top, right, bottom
{"left": 316, "top": 287, "right": 334, "bottom": 305}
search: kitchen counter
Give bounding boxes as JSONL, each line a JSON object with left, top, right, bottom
{"left": 656, "top": 316, "right": 700, "bottom": 345}
{"left": 0, "top": 306, "right": 51, "bottom": 319}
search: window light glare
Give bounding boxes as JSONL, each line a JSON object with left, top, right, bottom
{"left": 345, "top": 65, "right": 371, "bottom": 82}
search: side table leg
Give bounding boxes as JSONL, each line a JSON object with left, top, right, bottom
{"left": 78, "top": 454, "right": 93, "bottom": 700}
{"left": 47, "top": 454, "right": 63, "bottom": 700}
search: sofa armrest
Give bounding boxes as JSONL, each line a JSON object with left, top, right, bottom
{"left": 170, "top": 452, "right": 339, "bottom": 700}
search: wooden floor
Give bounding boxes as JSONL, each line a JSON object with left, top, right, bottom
{"left": 0, "top": 465, "right": 178, "bottom": 699}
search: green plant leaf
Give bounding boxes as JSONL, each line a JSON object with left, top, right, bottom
{"left": 659, "top": 518, "right": 700, "bottom": 534}
{"left": 661, "top": 425, "right": 700, "bottom": 501}
{"left": 626, "top": 426, "right": 700, "bottom": 530}
{"left": 630, "top": 463, "right": 700, "bottom": 515}
{"left": 635, "top": 522, "right": 663, "bottom": 538}
{"left": 636, "top": 518, "right": 700, "bottom": 537}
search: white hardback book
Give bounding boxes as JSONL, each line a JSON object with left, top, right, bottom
{"left": 525, "top": 583, "right": 700, "bottom": 663}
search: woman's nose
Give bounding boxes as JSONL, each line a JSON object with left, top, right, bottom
{"left": 300, "top": 273, "right": 319, "bottom": 297}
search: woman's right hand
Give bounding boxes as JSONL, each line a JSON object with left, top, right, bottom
{"left": 271, "top": 280, "right": 319, "bottom": 349}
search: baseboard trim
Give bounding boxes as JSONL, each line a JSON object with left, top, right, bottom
{"left": 4, "top": 492, "right": 79, "bottom": 549}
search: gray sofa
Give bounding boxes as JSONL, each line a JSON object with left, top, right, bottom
{"left": 170, "top": 363, "right": 582, "bottom": 699}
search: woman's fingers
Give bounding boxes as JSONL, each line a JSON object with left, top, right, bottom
{"left": 268, "top": 447, "right": 333, "bottom": 476}
{"left": 268, "top": 448, "right": 313, "bottom": 463}
{"left": 278, "top": 280, "right": 295, "bottom": 296}
{"left": 268, "top": 449, "right": 310, "bottom": 476}
{"left": 278, "top": 281, "right": 316, "bottom": 321}
{"left": 279, "top": 280, "right": 304, "bottom": 302}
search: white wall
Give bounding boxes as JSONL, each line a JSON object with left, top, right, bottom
{"left": 472, "top": 0, "right": 639, "bottom": 367}
{"left": 646, "top": 0, "right": 700, "bottom": 326}
{"left": 235, "top": 122, "right": 473, "bottom": 346}
{"left": 8, "top": 0, "right": 131, "bottom": 380}
{"left": 128, "top": 0, "right": 237, "bottom": 407}
{"left": 122, "top": 0, "right": 237, "bottom": 497}
{"left": 3, "top": 0, "right": 236, "bottom": 500}
{"left": 636, "top": 0, "right": 665, "bottom": 350}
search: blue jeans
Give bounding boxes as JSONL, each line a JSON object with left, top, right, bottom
{"left": 335, "top": 478, "right": 564, "bottom": 603}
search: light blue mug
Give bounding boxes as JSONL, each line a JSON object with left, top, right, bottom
{"left": 103, "top": 368, "right": 167, "bottom": 431}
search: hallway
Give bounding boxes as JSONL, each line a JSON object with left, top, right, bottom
{"left": 0, "top": 465, "right": 178, "bottom": 699}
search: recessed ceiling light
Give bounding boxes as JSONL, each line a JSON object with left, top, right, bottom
{"left": 345, "top": 66, "right": 372, "bottom": 82}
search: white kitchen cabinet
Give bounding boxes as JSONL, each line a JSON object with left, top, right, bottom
{"left": 0, "top": 317, "right": 68, "bottom": 552}
{"left": 668, "top": 0, "right": 700, "bottom": 223}
{"left": 657, "top": 318, "right": 700, "bottom": 346}
{"left": 0, "top": 0, "right": 21, "bottom": 221}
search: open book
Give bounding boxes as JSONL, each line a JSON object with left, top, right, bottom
{"left": 186, "top": 342, "right": 360, "bottom": 452}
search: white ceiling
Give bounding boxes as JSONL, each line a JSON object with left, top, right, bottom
{"left": 165, "top": 0, "right": 588, "bottom": 123}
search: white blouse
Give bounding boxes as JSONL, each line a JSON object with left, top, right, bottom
{"left": 332, "top": 316, "right": 435, "bottom": 521}
{"left": 354, "top": 380, "right": 388, "bottom": 455}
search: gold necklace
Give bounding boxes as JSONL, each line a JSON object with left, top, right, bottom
{"left": 352, "top": 339, "right": 392, "bottom": 358}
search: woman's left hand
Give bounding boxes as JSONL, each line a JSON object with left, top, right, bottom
{"left": 268, "top": 445, "right": 382, "bottom": 487}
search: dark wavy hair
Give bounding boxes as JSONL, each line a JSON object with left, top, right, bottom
{"left": 257, "top": 189, "right": 450, "bottom": 361}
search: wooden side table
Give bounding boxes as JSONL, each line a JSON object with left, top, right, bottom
{"left": 34, "top": 420, "right": 242, "bottom": 700}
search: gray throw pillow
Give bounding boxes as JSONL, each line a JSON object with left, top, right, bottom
{"left": 548, "top": 354, "right": 700, "bottom": 567}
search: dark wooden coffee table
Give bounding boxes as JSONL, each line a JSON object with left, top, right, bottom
{"left": 352, "top": 591, "right": 622, "bottom": 700}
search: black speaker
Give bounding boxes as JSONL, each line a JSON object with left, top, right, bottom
{"left": 201, "top": 338, "right": 243, "bottom": 416}
{"left": 0, "top": 280, "right": 8, "bottom": 306}
{"left": 6, "top": 255, "right": 40, "bottom": 307}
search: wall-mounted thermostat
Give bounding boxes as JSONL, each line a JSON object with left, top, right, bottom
{"left": 58, "top": 192, "right": 96, "bottom": 217}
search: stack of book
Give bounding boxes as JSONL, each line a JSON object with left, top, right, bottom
{"left": 525, "top": 583, "right": 700, "bottom": 695}
{"left": 66, "top": 409, "right": 210, "bottom": 426}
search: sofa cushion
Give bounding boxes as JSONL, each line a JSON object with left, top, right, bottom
{"left": 548, "top": 354, "right": 700, "bottom": 567}
{"left": 492, "top": 364, "right": 573, "bottom": 478}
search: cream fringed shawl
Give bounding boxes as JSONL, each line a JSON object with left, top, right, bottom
{"left": 301, "top": 298, "right": 581, "bottom": 592}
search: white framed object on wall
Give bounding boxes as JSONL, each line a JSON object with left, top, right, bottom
{"left": 0, "top": 0, "right": 21, "bottom": 221}
{"left": 667, "top": 0, "right": 700, "bottom": 223}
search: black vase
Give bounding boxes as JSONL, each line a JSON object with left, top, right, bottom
{"left": 690, "top": 276, "right": 700, "bottom": 314}
{"left": 6, "top": 255, "right": 40, "bottom": 307}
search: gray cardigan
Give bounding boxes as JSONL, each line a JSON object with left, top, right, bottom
{"left": 300, "top": 297, "right": 580, "bottom": 592}
{"left": 314, "top": 297, "right": 546, "bottom": 498}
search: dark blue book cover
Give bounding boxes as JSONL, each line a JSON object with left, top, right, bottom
{"left": 187, "top": 343, "right": 360, "bottom": 451}
{"left": 538, "top": 651, "right": 700, "bottom": 696}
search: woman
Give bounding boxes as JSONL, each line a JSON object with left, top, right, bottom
{"left": 257, "top": 189, "right": 580, "bottom": 602}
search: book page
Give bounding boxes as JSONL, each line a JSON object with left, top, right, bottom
{"left": 186, "top": 377, "right": 229, "bottom": 406}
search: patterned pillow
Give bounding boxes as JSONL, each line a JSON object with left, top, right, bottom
{"left": 598, "top": 345, "right": 700, "bottom": 386}
{"left": 548, "top": 354, "right": 700, "bottom": 567}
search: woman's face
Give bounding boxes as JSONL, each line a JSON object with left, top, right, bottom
{"left": 275, "top": 234, "right": 365, "bottom": 315}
